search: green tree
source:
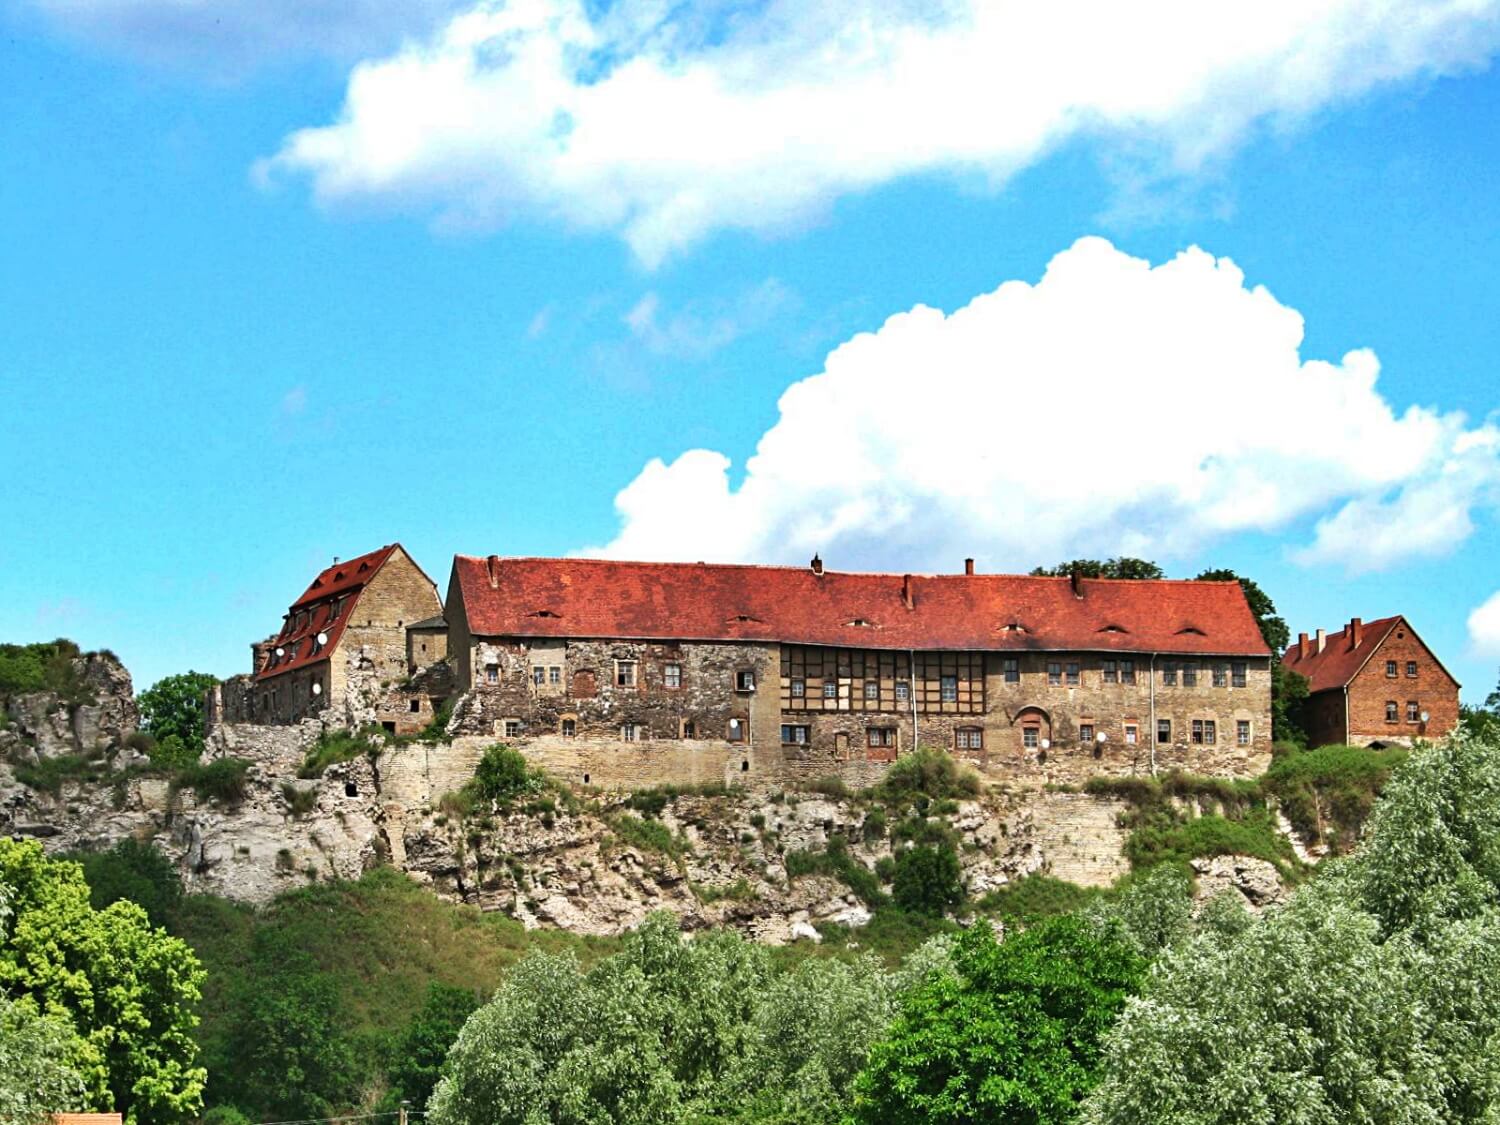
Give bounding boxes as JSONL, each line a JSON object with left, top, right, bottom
{"left": 852, "top": 915, "right": 1144, "bottom": 1125}
{"left": 1459, "top": 669, "right": 1500, "bottom": 741}
{"left": 0, "top": 838, "right": 206, "bottom": 1124}
{"left": 70, "top": 839, "right": 183, "bottom": 929}
{"left": 136, "top": 671, "right": 218, "bottom": 764}
{"left": 0, "top": 994, "right": 85, "bottom": 1125}
{"left": 891, "top": 843, "right": 964, "bottom": 917}
{"left": 470, "top": 744, "right": 540, "bottom": 803}
{"left": 385, "top": 983, "right": 480, "bottom": 1112}
{"left": 1030, "top": 559, "right": 1165, "bottom": 580}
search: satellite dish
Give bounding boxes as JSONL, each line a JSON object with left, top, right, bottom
{"left": 274, "top": 647, "right": 285, "bottom": 657}
{"left": 316, "top": 632, "right": 328, "bottom": 646}
{"left": 1039, "top": 738, "right": 1050, "bottom": 750}
{"left": 312, "top": 683, "right": 323, "bottom": 696}
{"left": 1097, "top": 731, "right": 1108, "bottom": 743}
{"left": 1420, "top": 711, "right": 1430, "bottom": 723}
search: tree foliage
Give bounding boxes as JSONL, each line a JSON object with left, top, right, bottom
{"left": 136, "top": 671, "right": 218, "bottom": 763}
{"left": 0, "top": 994, "right": 85, "bottom": 1125}
{"left": 70, "top": 838, "right": 184, "bottom": 929}
{"left": 385, "top": 982, "right": 480, "bottom": 1113}
{"left": 0, "top": 638, "right": 91, "bottom": 703}
{"left": 1030, "top": 558, "right": 1165, "bottom": 580}
{"left": 892, "top": 844, "right": 964, "bottom": 917}
{"left": 0, "top": 838, "right": 206, "bottom": 1124}
{"left": 852, "top": 915, "right": 1144, "bottom": 1125}
{"left": 470, "top": 744, "right": 543, "bottom": 804}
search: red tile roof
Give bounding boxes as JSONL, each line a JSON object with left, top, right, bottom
{"left": 452, "top": 556, "right": 1271, "bottom": 656}
{"left": 256, "top": 544, "right": 398, "bottom": 682}
{"left": 1280, "top": 616, "right": 1403, "bottom": 693}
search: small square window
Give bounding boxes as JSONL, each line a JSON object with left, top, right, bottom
{"left": 1406, "top": 701, "right": 1420, "bottom": 723}
{"left": 615, "top": 660, "right": 638, "bottom": 688}
{"left": 664, "top": 663, "right": 682, "bottom": 689}
{"left": 504, "top": 719, "right": 522, "bottom": 738}
{"left": 1121, "top": 660, "right": 1136, "bottom": 685}
{"left": 1047, "top": 661, "right": 1061, "bottom": 686}
{"left": 1022, "top": 726, "right": 1039, "bottom": 749}
{"left": 561, "top": 718, "right": 576, "bottom": 737}
{"left": 1212, "top": 664, "right": 1227, "bottom": 688}
{"left": 790, "top": 677, "right": 805, "bottom": 698}
{"left": 1079, "top": 723, "right": 1095, "bottom": 745}
{"left": 1231, "top": 662, "right": 1247, "bottom": 688}
{"left": 621, "top": 723, "right": 641, "bottom": 742}
{"left": 1102, "top": 660, "right": 1117, "bottom": 684}
{"left": 868, "top": 727, "right": 897, "bottom": 748}
{"left": 956, "top": 727, "right": 983, "bottom": 751}
{"left": 1204, "top": 720, "right": 1216, "bottom": 745}
{"left": 1124, "top": 724, "right": 1138, "bottom": 745}
{"left": 533, "top": 667, "right": 546, "bottom": 686}
{"left": 1192, "top": 719, "right": 1205, "bottom": 744}
{"left": 1406, "top": 661, "right": 1418, "bottom": 678}
{"left": 1386, "top": 700, "right": 1399, "bottom": 722}
{"left": 1386, "top": 660, "right": 1398, "bottom": 678}
{"left": 940, "top": 674, "right": 958, "bottom": 702}
{"left": 1157, "top": 719, "right": 1171, "bottom": 744}
{"left": 727, "top": 718, "right": 745, "bottom": 742}
{"left": 823, "top": 681, "right": 838, "bottom": 699}
{"left": 895, "top": 682, "right": 910, "bottom": 704}
{"left": 1236, "top": 720, "right": 1250, "bottom": 746}
{"left": 864, "top": 680, "right": 879, "bottom": 701}
{"left": 736, "top": 669, "right": 756, "bottom": 692}
{"left": 485, "top": 664, "right": 499, "bottom": 685}
{"left": 1066, "top": 663, "right": 1080, "bottom": 686}
{"left": 549, "top": 666, "right": 561, "bottom": 685}
{"left": 1002, "top": 658, "right": 1019, "bottom": 684}
{"left": 781, "top": 724, "right": 810, "bottom": 745}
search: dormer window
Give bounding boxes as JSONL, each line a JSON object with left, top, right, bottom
{"left": 1099, "top": 624, "right": 1128, "bottom": 634}
{"left": 1176, "top": 626, "right": 1206, "bottom": 636}
{"left": 529, "top": 609, "right": 560, "bottom": 618}
{"left": 1002, "top": 622, "right": 1027, "bottom": 633}
{"left": 845, "top": 618, "right": 873, "bottom": 628}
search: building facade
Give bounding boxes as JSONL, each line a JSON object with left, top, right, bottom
{"left": 444, "top": 555, "right": 1274, "bottom": 783}
{"left": 1282, "top": 616, "right": 1460, "bottom": 747}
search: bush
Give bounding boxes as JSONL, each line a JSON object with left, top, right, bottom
{"left": 281, "top": 782, "right": 318, "bottom": 817}
{"left": 802, "top": 774, "right": 853, "bottom": 799}
{"left": 177, "top": 757, "right": 251, "bottom": 804}
{"left": 12, "top": 752, "right": 107, "bottom": 794}
{"left": 299, "top": 727, "right": 382, "bottom": 779}
{"left": 891, "top": 843, "right": 964, "bottom": 917}
{"left": 71, "top": 838, "right": 184, "bottom": 928}
{"left": 0, "top": 638, "right": 90, "bottom": 703}
{"left": 1264, "top": 743, "right": 1407, "bottom": 851}
{"left": 150, "top": 732, "right": 199, "bottom": 768}
{"left": 876, "top": 748, "right": 981, "bottom": 804}
{"left": 470, "top": 745, "right": 540, "bottom": 804}
{"left": 1123, "top": 809, "right": 1300, "bottom": 880}
{"left": 980, "top": 873, "right": 1101, "bottom": 922}
{"left": 786, "top": 836, "right": 885, "bottom": 906}
{"left": 607, "top": 813, "right": 682, "bottom": 857}
{"left": 200, "top": 1107, "right": 252, "bottom": 1125}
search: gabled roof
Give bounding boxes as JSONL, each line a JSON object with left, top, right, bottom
{"left": 257, "top": 544, "right": 400, "bottom": 682}
{"left": 1282, "top": 615, "right": 1459, "bottom": 694}
{"left": 451, "top": 556, "right": 1271, "bottom": 656}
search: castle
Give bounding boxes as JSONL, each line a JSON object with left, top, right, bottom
{"left": 211, "top": 544, "right": 1282, "bottom": 786}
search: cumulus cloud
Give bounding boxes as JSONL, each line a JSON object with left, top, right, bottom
{"left": 24, "top": 0, "right": 466, "bottom": 69}
{"left": 260, "top": 0, "right": 1500, "bottom": 264}
{"left": 578, "top": 237, "right": 1500, "bottom": 572}
{"left": 1470, "top": 590, "right": 1500, "bottom": 657}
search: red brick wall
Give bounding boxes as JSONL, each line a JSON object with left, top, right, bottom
{"left": 1345, "top": 622, "right": 1459, "bottom": 744}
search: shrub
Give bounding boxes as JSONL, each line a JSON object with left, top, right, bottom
{"left": 607, "top": 814, "right": 682, "bottom": 857}
{"left": 12, "top": 752, "right": 107, "bottom": 794}
{"left": 891, "top": 843, "right": 963, "bottom": 917}
{"left": 281, "top": 782, "right": 318, "bottom": 817}
{"left": 150, "top": 732, "right": 199, "bottom": 768}
{"left": 125, "top": 730, "right": 158, "bottom": 755}
{"left": 299, "top": 727, "right": 381, "bottom": 779}
{"left": 802, "top": 774, "right": 853, "bottom": 799}
{"left": 862, "top": 808, "right": 888, "bottom": 840}
{"left": 1123, "top": 809, "right": 1300, "bottom": 880}
{"left": 470, "top": 745, "right": 540, "bottom": 804}
{"left": 70, "top": 838, "right": 184, "bottom": 928}
{"left": 1264, "top": 743, "right": 1407, "bottom": 851}
{"left": 785, "top": 836, "right": 885, "bottom": 906}
{"left": 980, "top": 873, "right": 1101, "bottom": 922}
{"left": 876, "top": 748, "right": 981, "bottom": 804}
{"left": 177, "top": 757, "right": 251, "bottom": 804}
{"left": 0, "top": 638, "right": 91, "bottom": 703}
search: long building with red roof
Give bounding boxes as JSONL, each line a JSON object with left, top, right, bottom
{"left": 445, "top": 554, "right": 1274, "bottom": 781}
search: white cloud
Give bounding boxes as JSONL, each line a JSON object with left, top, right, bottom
{"left": 24, "top": 0, "right": 466, "bottom": 68}
{"left": 578, "top": 237, "right": 1500, "bottom": 572}
{"left": 1469, "top": 590, "right": 1500, "bottom": 656}
{"left": 623, "top": 279, "right": 792, "bottom": 359}
{"left": 261, "top": 0, "right": 1500, "bottom": 264}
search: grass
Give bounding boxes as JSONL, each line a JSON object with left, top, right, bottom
{"left": 625, "top": 782, "right": 734, "bottom": 819}
{"left": 280, "top": 781, "right": 318, "bottom": 817}
{"left": 175, "top": 757, "right": 251, "bottom": 804}
{"left": 298, "top": 727, "right": 382, "bottom": 779}
{"left": 606, "top": 813, "right": 685, "bottom": 857}
{"left": 1122, "top": 808, "right": 1301, "bottom": 880}
{"left": 1263, "top": 743, "right": 1408, "bottom": 852}
{"left": 785, "top": 835, "right": 886, "bottom": 906}
{"left": 11, "top": 752, "right": 110, "bottom": 794}
{"left": 979, "top": 873, "right": 1104, "bottom": 922}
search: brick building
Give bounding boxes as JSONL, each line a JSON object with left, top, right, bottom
{"left": 444, "top": 555, "right": 1273, "bottom": 782}
{"left": 217, "top": 544, "right": 444, "bottom": 727}
{"left": 1282, "top": 615, "right": 1460, "bottom": 747}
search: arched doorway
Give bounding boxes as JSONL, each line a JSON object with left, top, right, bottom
{"left": 1014, "top": 706, "right": 1052, "bottom": 757}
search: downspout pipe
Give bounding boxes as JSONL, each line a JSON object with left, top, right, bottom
{"left": 1149, "top": 653, "right": 1158, "bottom": 777}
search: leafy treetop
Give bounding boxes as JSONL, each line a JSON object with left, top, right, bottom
{"left": 137, "top": 671, "right": 219, "bottom": 765}
{"left": 1030, "top": 558, "right": 1166, "bottom": 580}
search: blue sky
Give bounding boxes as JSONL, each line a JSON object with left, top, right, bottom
{"left": 2, "top": 0, "right": 1499, "bottom": 700}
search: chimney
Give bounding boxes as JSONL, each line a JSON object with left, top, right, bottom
{"left": 332, "top": 556, "right": 340, "bottom": 565}
{"left": 486, "top": 555, "right": 500, "bottom": 589}
{"left": 810, "top": 554, "right": 824, "bottom": 576}
{"left": 1070, "top": 567, "right": 1084, "bottom": 598}
{"left": 902, "top": 574, "right": 914, "bottom": 610}
{"left": 964, "top": 558, "right": 975, "bottom": 575}
{"left": 1316, "top": 628, "right": 1326, "bottom": 654}
{"left": 1298, "top": 632, "right": 1309, "bottom": 660}
{"left": 1349, "top": 617, "right": 1364, "bottom": 649}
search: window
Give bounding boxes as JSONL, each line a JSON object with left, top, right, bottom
{"left": 735, "top": 669, "right": 756, "bottom": 692}
{"left": 1386, "top": 700, "right": 1399, "bottom": 722}
{"left": 1121, "top": 660, "right": 1136, "bottom": 685}
{"left": 956, "top": 727, "right": 984, "bottom": 751}
{"left": 664, "top": 663, "right": 682, "bottom": 689}
{"left": 1124, "top": 724, "right": 1138, "bottom": 745}
{"left": 790, "top": 677, "right": 805, "bottom": 699}
{"left": 1203, "top": 720, "right": 1216, "bottom": 745}
{"left": 1023, "top": 727, "right": 1039, "bottom": 749}
{"left": 533, "top": 667, "right": 546, "bottom": 686}
{"left": 621, "top": 723, "right": 641, "bottom": 742}
{"left": 895, "top": 682, "right": 910, "bottom": 704}
{"left": 561, "top": 718, "right": 576, "bottom": 737}
{"left": 940, "top": 674, "right": 958, "bottom": 702}
{"left": 1407, "top": 701, "right": 1420, "bottom": 723}
{"left": 868, "top": 727, "right": 897, "bottom": 749}
{"left": 1103, "top": 660, "right": 1117, "bottom": 684}
{"left": 1002, "top": 658, "right": 1019, "bottom": 684}
{"left": 1079, "top": 723, "right": 1095, "bottom": 745}
{"left": 681, "top": 720, "right": 696, "bottom": 739}
{"left": 615, "top": 660, "right": 637, "bottom": 688}
{"left": 1231, "top": 662, "right": 1247, "bottom": 688}
{"left": 485, "top": 664, "right": 499, "bottom": 685}
{"left": 1047, "top": 661, "right": 1061, "bottom": 686}
{"left": 824, "top": 681, "right": 838, "bottom": 699}
{"left": 1237, "top": 720, "right": 1250, "bottom": 746}
{"left": 781, "top": 724, "right": 810, "bottom": 745}
{"left": 504, "top": 719, "right": 522, "bottom": 738}
{"left": 1183, "top": 663, "right": 1199, "bottom": 687}
{"left": 1192, "top": 719, "right": 1205, "bottom": 744}
{"left": 1406, "top": 661, "right": 1418, "bottom": 678}
{"left": 549, "top": 666, "right": 562, "bottom": 685}
{"left": 409, "top": 699, "right": 420, "bottom": 713}
{"left": 1386, "top": 660, "right": 1398, "bottom": 678}
{"left": 1158, "top": 719, "right": 1172, "bottom": 744}
{"left": 1212, "top": 664, "right": 1227, "bottom": 688}
{"left": 864, "top": 680, "right": 879, "bottom": 701}
{"left": 1162, "top": 662, "right": 1178, "bottom": 686}
{"left": 727, "top": 718, "right": 745, "bottom": 742}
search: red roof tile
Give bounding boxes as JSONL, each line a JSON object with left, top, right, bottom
{"left": 256, "top": 544, "right": 398, "bottom": 682}
{"left": 453, "top": 557, "right": 1271, "bottom": 656}
{"left": 1281, "top": 616, "right": 1403, "bottom": 693}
